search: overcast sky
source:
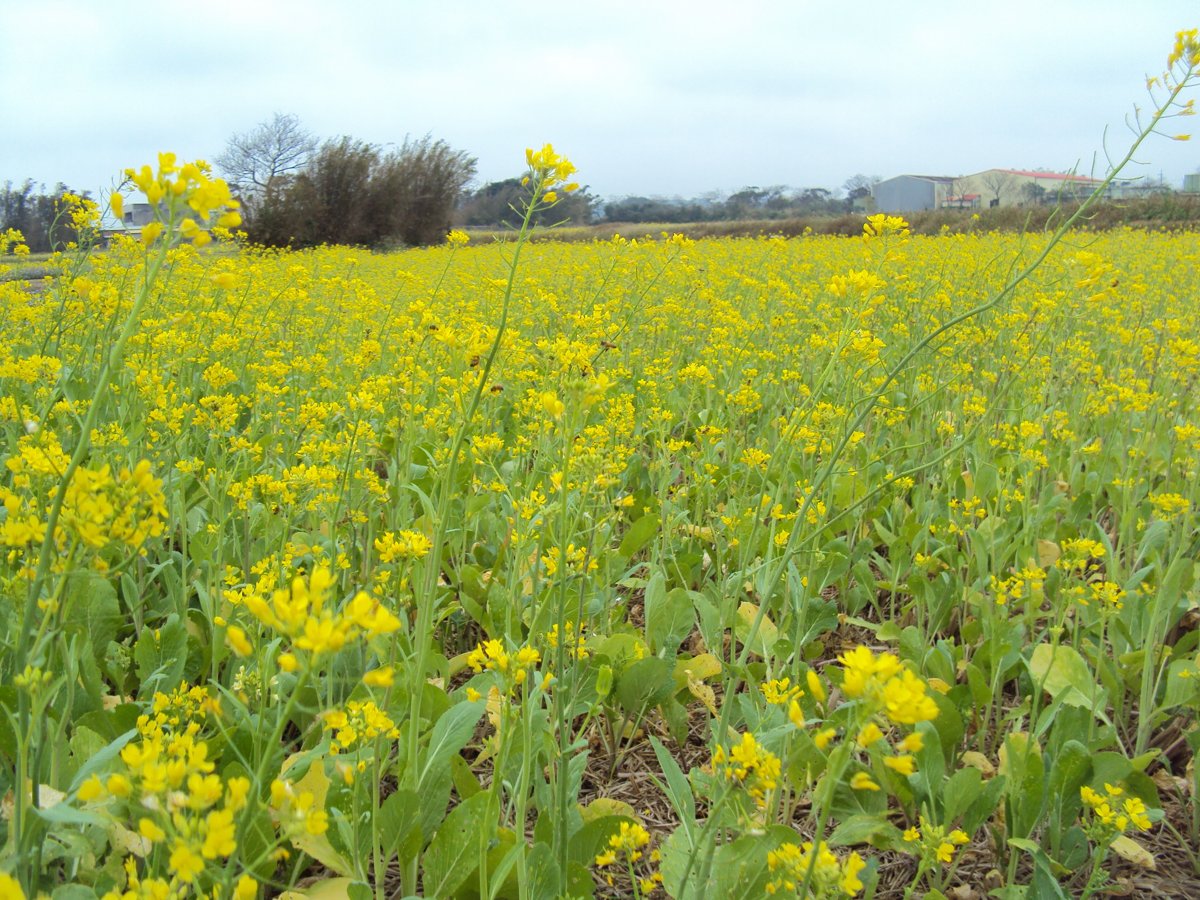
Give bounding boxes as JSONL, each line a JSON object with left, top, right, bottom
{"left": 2, "top": 1, "right": 1197, "bottom": 201}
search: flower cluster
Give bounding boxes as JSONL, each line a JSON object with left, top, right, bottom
{"left": 1, "top": 438, "right": 167, "bottom": 570}
{"left": 1080, "top": 783, "right": 1155, "bottom": 841}
{"left": 712, "top": 731, "right": 781, "bottom": 810}
{"left": 594, "top": 821, "right": 662, "bottom": 894}
{"left": 466, "top": 638, "right": 541, "bottom": 692}
{"left": 77, "top": 720, "right": 251, "bottom": 896}
{"left": 903, "top": 816, "right": 971, "bottom": 864}
{"left": 523, "top": 144, "right": 579, "bottom": 203}
{"left": 765, "top": 840, "right": 866, "bottom": 897}
{"left": 232, "top": 566, "right": 402, "bottom": 666}
{"left": 324, "top": 699, "right": 400, "bottom": 753}
{"left": 113, "top": 153, "right": 240, "bottom": 247}
{"left": 862, "top": 213, "right": 910, "bottom": 238}
{"left": 544, "top": 620, "right": 589, "bottom": 660}
{"left": 837, "top": 646, "right": 939, "bottom": 725}
{"left": 374, "top": 528, "right": 433, "bottom": 562}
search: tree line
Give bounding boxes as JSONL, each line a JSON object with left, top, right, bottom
{"left": 1, "top": 112, "right": 881, "bottom": 251}
{"left": 0, "top": 180, "right": 89, "bottom": 253}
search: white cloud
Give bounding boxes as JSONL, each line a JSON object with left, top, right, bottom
{"left": 1, "top": 0, "right": 1196, "bottom": 199}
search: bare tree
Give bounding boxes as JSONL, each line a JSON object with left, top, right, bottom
{"left": 979, "top": 170, "right": 1019, "bottom": 208}
{"left": 841, "top": 173, "right": 879, "bottom": 201}
{"left": 216, "top": 113, "right": 316, "bottom": 214}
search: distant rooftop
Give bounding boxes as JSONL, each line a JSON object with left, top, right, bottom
{"left": 993, "top": 169, "right": 1102, "bottom": 183}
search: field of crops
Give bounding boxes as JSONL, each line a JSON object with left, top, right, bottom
{"left": 3, "top": 128, "right": 1200, "bottom": 899}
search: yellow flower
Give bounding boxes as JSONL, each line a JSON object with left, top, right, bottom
{"left": 363, "top": 666, "right": 394, "bottom": 687}
{"left": 110, "top": 191, "right": 124, "bottom": 221}
{"left": 77, "top": 774, "right": 105, "bottom": 802}
{"left": 169, "top": 840, "right": 205, "bottom": 883}
{"left": 141, "top": 221, "right": 164, "bottom": 247}
{"left": 884, "top": 754, "right": 916, "bottom": 775}
{"left": 806, "top": 668, "right": 826, "bottom": 703}
{"left": 850, "top": 771, "right": 880, "bottom": 791}
{"left": 595, "top": 821, "right": 651, "bottom": 867}
{"left": 226, "top": 625, "right": 253, "bottom": 657}
{"left": 0, "top": 873, "right": 26, "bottom": 900}
{"left": 856, "top": 723, "right": 884, "bottom": 747}
{"left": 139, "top": 817, "right": 166, "bottom": 843}
{"left": 814, "top": 727, "right": 837, "bottom": 750}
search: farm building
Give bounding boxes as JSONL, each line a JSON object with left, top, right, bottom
{"left": 872, "top": 175, "right": 956, "bottom": 213}
{"left": 953, "top": 169, "right": 1102, "bottom": 208}
{"left": 874, "top": 168, "right": 1110, "bottom": 212}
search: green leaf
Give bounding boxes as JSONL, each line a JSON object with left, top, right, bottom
{"left": 423, "top": 791, "right": 492, "bottom": 898}
{"left": 942, "top": 768, "right": 983, "bottom": 826}
{"left": 1047, "top": 740, "right": 1091, "bottom": 818}
{"left": 66, "top": 573, "right": 122, "bottom": 663}
{"left": 644, "top": 572, "right": 694, "bottom": 655}
{"left": 134, "top": 614, "right": 187, "bottom": 695}
{"left": 651, "top": 736, "right": 696, "bottom": 826}
{"left": 614, "top": 657, "right": 675, "bottom": 714}
{"left": 828, "top": 814, "right": 904, "bottom": 849}
{"left": 68, "top": 728, "right": 137, "bottom": 793}
{"left": 1028, "top": 643, "right": 1103, "bottom": 708}
{"left": 377, "top": 789, "right": 421, "bottom": 862}
{"left": 618, "top": 512, "right": 659, "bottom": 560}
{"left": 418, "top": 700, "right": 483, "bottom": 797}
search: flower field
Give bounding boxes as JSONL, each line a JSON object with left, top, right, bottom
{"left": 2, "top": 37, "right": 1200, "bottom": 900}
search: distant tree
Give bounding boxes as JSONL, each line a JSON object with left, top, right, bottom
{"left": 1022, "top": 182, "right": 1047, "bottom": 205}
{"left": 246, "top": 134, "right": 476, "bottom": 248}
{"left": 0, "top": 180, "right": 88, "bottom": 252}
{"left": 796, "top": 187, "right": 837, "bottom": 213}
{"left": 841, "top": 174, "right": 878, "bottom": 202}
{"left": 980, "top": 170, "right": 1019, "bottom": 208}
{"left": 458, "top": 177, "right": 595, "bottom": 229}
{"left": 373, "top": 135, "right": 477, "bottom": 246}
{"left": 216, "top": 113, "right": 316, "bottom": 218}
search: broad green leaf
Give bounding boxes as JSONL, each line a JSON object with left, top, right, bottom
{"left": 618, "top": 513, "right": 659, "bottom": 560}
{"left": 828, "top": 813, "right": 904, "bottom": 849}
{"left": 1028, "top": 643, "right": 1102, "bottom": 708}
{"left": 423, "top": 790, "right": 492, "bottom": 898}
{"left": 645, "top": 571, "right": 694, "bottom": 654}
{"left": 614, "top": 656, "right": 675, "bottom": 714}
{"left": 134, "top": 614, "right": 187, "bottom": 695}
{"left": 419, "top": 700, "right": 483, "bottom": 795}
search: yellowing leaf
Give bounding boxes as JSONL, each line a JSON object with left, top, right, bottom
{"left": 735, "top": 602, "right": 778, "bottom": 657}
{"left": 961, "top": 752, "right": 996, "bottom": 777}
{"left": 1036, "top": 540, "right": 1061, "bottom": 568}
{"left": 686, "top": 673, "right": 718, "bottom": 716}
{"left": 286, "top": 759, "right": 354, "bottom": 878}
{"left": 1110, "top": 834, "right": 1156, "bottom": 870}
{"left": 580, "top": 797, "right": 637, "bottom": 822}
{"left": 673, "top": 652, "right": 722, "bottom": 692}
{"left": 278, "top": 878, "right": 354, "bottom": 900}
